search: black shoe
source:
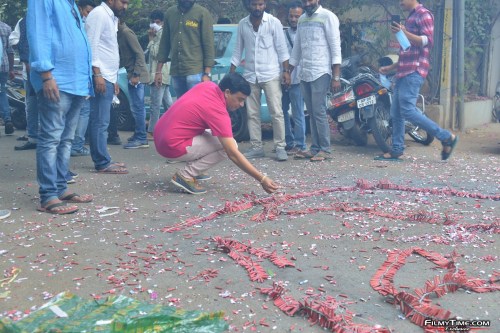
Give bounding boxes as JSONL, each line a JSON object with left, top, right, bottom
{"left": 107, "top": 136, "right": 122, "bottom": 145}
{"left": 17, "top": 135, "right": 29, "bottom": 141}
{"left": 5, "top": 122, "right": 14, "bottom": 135}
{"left": 14, "top": 141, "right": 37, "bottom": 150}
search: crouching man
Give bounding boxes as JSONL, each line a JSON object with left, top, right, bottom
{"left": 154, "top": 73, "right": 279, "bottom": 195}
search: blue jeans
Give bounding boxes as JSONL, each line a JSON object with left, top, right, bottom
{"left": 71, "top": 98, "right": 90, "bottom": 151}
{"left": 0, "top": 72, "right": 10, "bottom": 122}
{"left": 89, "top": 80, "right": 114, "bottom": 170}
{"left": 391, "top": 72, "right": 451, "bottom": 155}
{"left": 282, "top": 84, "right": 306, "bottom": 150}
{"left": 128, "top": 82, "right": 147, "bottom": 142}
{"left": 36, "top": 91, "right": 83, "bottom": 205}
{"left": 148, "top": 84, "right": 173, "bottom": 134}
{"left": 25, "top": 78, "right": 39, "bottom": 143}
{"left": 171, "top": 73, "right": 202, "bottom": 98}
{"left": 301, "top": 74, "right": 331, "bottom": 154}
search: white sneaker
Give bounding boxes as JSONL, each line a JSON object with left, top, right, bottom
{"left": 243, "top": 147, "right": 265, "bottom": 159}
{"left": 0, "top": 209, "right": 11, "bottom": 220}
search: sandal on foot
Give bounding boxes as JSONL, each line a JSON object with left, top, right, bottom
{"left": 59, "top": 193, "right": 93, "bottom": 203}
{"left": 38, "top": 202, "right": 78, "bottom": 215}
{"left": 97, "top": 164, "right": 128, "bottom": 174}
{"left": 294, "top": 150, "right": 315, "bottom": 160}
{"left": 441, "top": 135, "right": 459, "bottom": 161}
{"left": 374, "top": 152, "right": 403, "bottom": 162}
{"left": 310, "top": 151, "right": 332, "bottom": 162}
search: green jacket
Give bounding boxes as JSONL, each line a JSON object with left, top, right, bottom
{"left": 157, "top": 4, "right": 215, "bottom": 76}
{"left": 117, "top": 23, "right": 150, "bottom": 84}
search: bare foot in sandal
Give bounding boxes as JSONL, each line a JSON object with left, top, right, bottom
{"left": 97, "top": 164, "right": 128, "bottom": 174}
{"left": 38, "top": 199, "right": 78, "bottom": 215}
{"left": 59, "top": 193, "right": 93, "bottom": 203}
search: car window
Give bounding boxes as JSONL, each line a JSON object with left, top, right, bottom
{"left": 214, "top": 31, "right": 232, "bottom": 58}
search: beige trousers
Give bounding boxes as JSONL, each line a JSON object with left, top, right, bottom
{"left": 171, "top": 130, "right": 227, "bottom": 179}
{"left": 246, "top": 77, "right": 285, "bottom": 149}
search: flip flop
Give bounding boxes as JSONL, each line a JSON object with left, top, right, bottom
{"left": 294, "top": 150, "right": 315, "bottom": 160}
{"left": 374, "top": 154, "right": 403, "bottom": 162}
{"left": 37, "top": 202, "right": 79, "bottom": 215}
{"left": 441, "top": 135, "right": 459, "bottom": 161}
{"left": 310, "top": 151, "right": 332, "bottom": 162}
{"left": 97, "top": 164, "right": 129, "bottom": 174}
{"left": 59, "top": 193, "right": 94, "bottom": 203}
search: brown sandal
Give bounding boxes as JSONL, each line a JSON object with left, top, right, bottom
{"left": 97, "top": 164, "right": 128, "bottom": 174}
{"left": 310, "top": 151, "right": 332, "bottom": 162}
{"left": 37, "top": 202, "right": 78, "bottom": 215}
{"left": 59, "top": 193, "right": 93, "bottom": 203}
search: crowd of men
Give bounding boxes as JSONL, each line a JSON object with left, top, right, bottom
{"left": 0, "top": 0, "right": 457, "bottom": 216}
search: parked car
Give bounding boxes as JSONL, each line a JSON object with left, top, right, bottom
{"left": 114, "top": 24, "right": 272, "bottom": 141}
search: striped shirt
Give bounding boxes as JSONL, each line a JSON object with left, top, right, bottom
{"left": 289, "top": 6, "right": 342, "bottom": 82}
{"left": 396, "top": 4, "right": 434, "bottom": 79}
{"left": 0, "top": 21, "right": 13, "bottom": 73}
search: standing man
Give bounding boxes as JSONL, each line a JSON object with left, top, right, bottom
{"left": 147, "top": 9, "right": 173, "bottom": 140}
{"left": 154, "top": 73, "right": 279, "bottom": 195}
{"left": 71, "top": 0, "right": 96, "bottom": 157}
{"left": 118, "top": 20, "right": 150, "bottom": 149}
{"left": 0, "top": 20, "right": 14, "bottom": 135}
{"left": 85, "top": 0, "right": 129, "bottom": 174}
{"left": 154, "top": 0, "right": 215, "bottom": 98}
{"left": 230, "top": 0, "right": 290, "bottom": 161}
{"left": 377, "top": 0, "right": 457, "bottom": 161}
{"left": 11, "top": 17, "right": 38, "bottom": 150}
{"left": 27, "top": 0, "right": 94, "bottom": 214}
{"left": 282, "top": 2, "right": 306, "bottom": 155}
{"left": 289, "top": 0, "right": 342, "bottom": 162}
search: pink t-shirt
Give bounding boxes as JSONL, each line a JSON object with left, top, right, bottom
{"left": 154, "top": 82, "right": 233, "bottom": 158}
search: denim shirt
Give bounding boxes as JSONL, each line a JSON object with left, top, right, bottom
{"left": 27, "top": 0, "right": 93, "bottom": 96}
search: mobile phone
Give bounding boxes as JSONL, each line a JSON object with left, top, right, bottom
{"left": 391, "top": 15, "right": 401, "bottom": 26}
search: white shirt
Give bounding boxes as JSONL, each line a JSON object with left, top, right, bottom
{"left": 85, "top": 2, "right": 119, "bottom": 83}
{"left": 290, "top": 6, "right": 342, "bottom": 82}
{"left": 231, "top": 12, "right": 289, "bottom": 84}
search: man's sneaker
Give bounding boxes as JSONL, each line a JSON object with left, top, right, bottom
{"left": 171, "top": 172, "right": 207, "bottom": 194}
{"left": 71, "top": 147, "right": 90, "bottom": 156}
{"left": 195, "top": 174, "right": 212, "bottom": 181}
{"left": 107, "top": 136, "right": 122, "bottom": 145}
{"left": 243, "top": 147, "right": 265, "bottom": 159}
{"left": 127, "top": 135, "right": 137, "bottom": 142}
{"left": 14, "top": 141, "right": 37, "bottom": 151}
{"left": 124, "top": 140, "right": 149, "bottom": 149}
{"left": 5, "top": 122, "right": 14, "bottom": 135}
{"left": 276, "top": 148, "right": 288, "bottom": 161}
{"left": 66, "top": 170, "right": 78, "bottom": 184}
{"left": 0, "top": 209, "right": 11, "bottom": 220}
{"left": 17, "top": 135, "right": 28, "bottom": 141}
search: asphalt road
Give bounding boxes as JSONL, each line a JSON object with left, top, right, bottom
{"left": 0, "top": 123, "right": 498, "bottom": 332}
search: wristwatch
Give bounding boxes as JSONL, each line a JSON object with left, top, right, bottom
{"left": 203, "top": 72, "right": 212, "bottom": 79}
{"left": 334, "top": 76, "right": 340, "bottom": 82}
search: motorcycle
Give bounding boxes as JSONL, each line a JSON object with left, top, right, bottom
{"left": 6, "top": 73, "right": 27, "bottom": 130}
{"left": 326, "top": 54, "right": 393, "bottom": 151}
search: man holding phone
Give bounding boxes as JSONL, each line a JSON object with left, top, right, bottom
{"left": 378, "top": 0, "right": 458, "bottom": 161}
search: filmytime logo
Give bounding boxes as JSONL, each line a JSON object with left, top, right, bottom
{"left": 424, "top": 319, "right": 491, "bottom": 332}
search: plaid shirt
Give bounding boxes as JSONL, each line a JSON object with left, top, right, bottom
{"left": 396, "top": 4, "right": 433, "bottom": 79}
{"left": 0, "top": 21, "right": 13, "bottom": 73}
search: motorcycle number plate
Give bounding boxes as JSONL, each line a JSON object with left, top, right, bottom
{"left": 357, "top": 95, "right": 377, "bottom": 109}
{"left": 337, "top": 110, "right": 355, "bottom": 122}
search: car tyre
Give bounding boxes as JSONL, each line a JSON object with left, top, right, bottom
{"left": 230, "top": 106, "right": 250, "bottom": 142}
{"left": 11, "top": 106, "right": 27, "bottom": 130}
{"left": 114, "top": 91, "right": 134, "bottom": 131}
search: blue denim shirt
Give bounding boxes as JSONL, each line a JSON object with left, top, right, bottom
{"left": 27, "top": 0, "right": 93, "bottom": 96}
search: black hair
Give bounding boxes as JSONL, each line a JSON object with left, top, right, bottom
{"left": 288, "top": 1, "right": 303, "bottom": 10}
{"left": 78, "top": 0, "right": 95, "bottom": 8}
{"left": 242, "top": 0, "right": 267, "bottom": 10}
{"left": 219, "top": 73, "right": 251, "bottom": 96}
{"left": 217, "top": 17, "right": 231, "bottom": 24}
{"left": 150, "top": 9, "right": 164, "bottom": 22}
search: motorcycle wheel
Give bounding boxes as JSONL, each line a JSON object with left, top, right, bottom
{"left": 11, "top": 106, "right": 27, "bottom": 130}
{"left": 345, "top": 123, "right": 368, "bottom": 146}
{"left": 368, "top": 101, "right": 392, "bottom": 152}
{"left": 408, "top": 126, "right": 434, "bottom": 145}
